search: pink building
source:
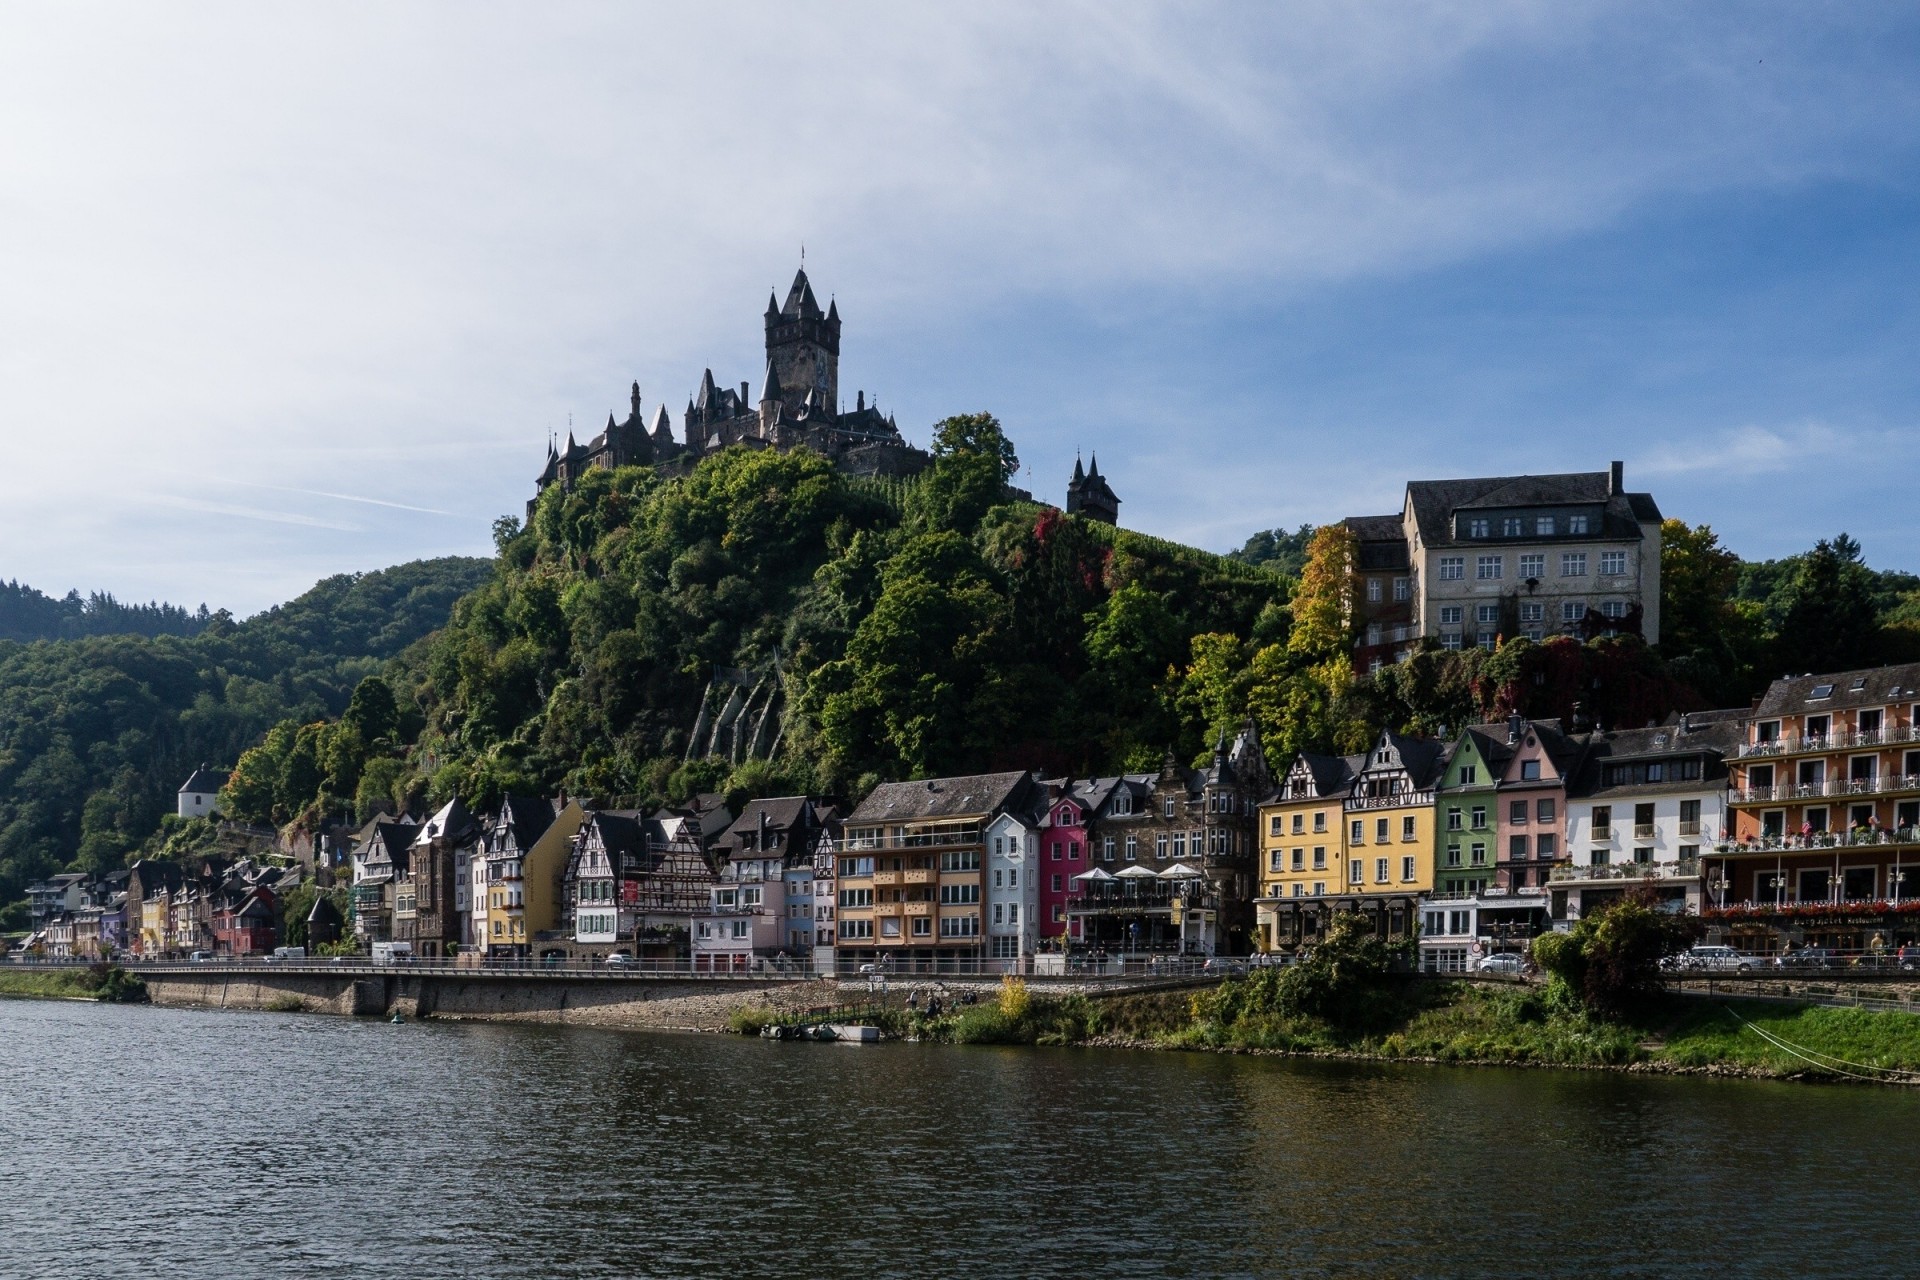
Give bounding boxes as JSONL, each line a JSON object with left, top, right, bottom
{"left": 1040, "top": 790, "right": 1090, "bottom": 943}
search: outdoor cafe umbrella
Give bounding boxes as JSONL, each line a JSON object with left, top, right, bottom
{"left": 1070, "top": 867, "right": 1116, "bottom": 882}
{"left": 1116, "top": 863, "right": 1161, "bottom": 897}
{"left": 1158, "top": 863, "right": 1203, "bottom": 880}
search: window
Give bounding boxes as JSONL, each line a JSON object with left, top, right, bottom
{"left": 941, "top": 850, "right": 980, "bottom": 872}
{"left": 1124, "top": 835, "right": 1137, "bottom": 861}
{"left": 1600, "top": 551, "right": 1627, "bottom": 576}
{"left": 1293, "top": 813, "right": 1306, "bottom": 834}
{"left": 1269, "top": 815, "right": 1283, "bottom": 837}
{"left": 1102, "top": 837, "right": 1115, "bottom": 861}
{"left": 1536, "top": 834, "right": 1557, "bottom": 859}
{"left": 1468, "top": 519, "right": 1490, "bottom": 538}
{"left": 1438, "top": 556, "right": 1465, "bottom": 580}
{"left": 1155, "top": 834, "right": 1168, "bottom": 858}
{"left": 1313, "top": 847, "right": 1326, "bottom": 870}
{"left": 1561, "top": 553, "right": 1587, "bottom": 577}
{"left": 1050, "top": 875, "right": 1062, "bottom": 893}
{"left": 1313, "top": 812, "right": 1327, "bottom": 833}
{"left": 1679, "top": 800, "right": 1701, "bottom": 835}
{"left": 939, "top": 883, "right": 981, "bottom": 905}
{"left": 838, "top": 888, "right": 872, "bottom": 908}
{"left": 1164, "top": 797, "right": 1176, "bottom": 818}
{"left": 938, "top": 915, "right": 980, "bottom": 938}
{"left": 1519, "top": 602, "right": 1543, "bottom": 623}
{"left": 1476, "top": 555, "right": 1503, "bottom": 580}
{"left": 1519, "top": 554, "right": 1545, "bottom": 579}
{"left": 1536, "top": 798, "right": 1555, "bottom": 823}
{"left": 1401, "top": 856, "right": 1416, "bottom": 881}
{"left": 1050, "top": 843, "right": 1061, "bottom": 862}
{"left": 1287, "top": 848, "right": 1302, "bottom": 872}
{"left": 1393, "top": 577, "right": 1410, "bottom": 602}
{"left": 1350, "top": 820, "right": 1364, "bottom": 844}
{"left": 1441, "top": 633, "right": 1462, "bottom": 650}
{"left": 1502, "top": 517, "right": 1522, "bottom": 536}
{"left": 1470, "top": 842, "right": 1486, "bottom": 866}
{"left": 1592, "top": 805, "right": 1612, "bottom": 837}
{"left": 1447, "top": 810, "right": 1463, "bottom": 831}
{"left": 1375, "top": 818, "right": 1389, "bottom": 843}
{"left": 1568, "top": 515, "right": 1590, "bottom": 534}
{"left": 1476, "top": 604, "right": 1499, "bottom": 625}
{"left": 1477, "top": 635, "right": 1496, "bottom": 651}
{"left": 1445, "top": 846, "right": 1461, "bottom": 867}
{"left": 1561, "top": 599, "right": 1586, "bottom": 622}
{"left": 1269, "top": 849, "right": 1286, "bottom": 873}
{"left": 1375, "top": 858, "right": 1389, "bottom": 883}
{"left": 1402, "top": 816, "right": 1417, "bottom": 841}
{"left": 839, "top": 919, "right": 873, "bottom": 940}
{"left": 1510, "top": 800, "right": 1528, "bottom": 824}
{"left": 1805, "top": 714, "right": 1831, "bottom": 739}
{"left": 1509, "top": 835, "right": 1528, "bottom": 861}
{"left": 1366, "top": 578, "right": 1383, "bottom": 603}
{"left": 1471, "top": 806, "right": 1487, "bottom": 828}
{"left": 1601, "top": 600, "right": 1628, "bottom": 620}
{"left": 1521, "top": 760, "right": 1541, "bottom": 781}
{"left": 1291, "top": 883, "right": 1303, "bottom": 898}
{"left": 1349, "top": 860, "right": 1364, "bottom": 884}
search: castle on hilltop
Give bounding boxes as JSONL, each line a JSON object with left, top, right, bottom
{"left": 530, "top": 267, "right": 1114, "bottom": 523}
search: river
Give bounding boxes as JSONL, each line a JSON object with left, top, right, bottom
{"left": 0, "top": 998, "right": 1913, "bottom": 1278}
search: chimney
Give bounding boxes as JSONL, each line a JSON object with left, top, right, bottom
{"left": 1506, "top": 713, "right": 1524, "bottom": 745}
{"left": 1608, "top": 460, "right": 1623, "bottom": 495}
{"left": 740, "top": 381, "right": 750, "bottom": 402}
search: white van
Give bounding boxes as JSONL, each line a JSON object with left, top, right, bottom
{"left": 371, "top": 942, "right": 413, "bottom": 965}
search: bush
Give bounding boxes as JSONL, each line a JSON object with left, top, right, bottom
{"left": 998, "top": 975, "right": 1031, "bottom": 1020}
{"left": 1533, "top": 891, "right": 1696, "bottom": 1019}
{"left": 727, "top": 1004, "right": 777, "bottom": 1036}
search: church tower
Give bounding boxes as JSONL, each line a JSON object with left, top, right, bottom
{"left": 763, "top": 267, "right": 839, "bottom": 423}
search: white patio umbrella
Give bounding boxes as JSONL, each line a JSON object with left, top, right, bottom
{"left": 1115, "top": 864, "right": 1162, "bottom": 878}
{"left": 1070, "top": 867, "right": 1116, "bottom": 881}
{"left": 1159, "top": 863, "right": 1203, "bottom": 879}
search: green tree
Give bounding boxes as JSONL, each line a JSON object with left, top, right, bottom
{"left": 1531, "top": 891, "right": 1696, "bottom": 1019}
{"left": 1773, "top": 534, "right": 1880, "bottom": 675}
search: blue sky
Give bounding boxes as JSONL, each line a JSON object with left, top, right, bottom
{"left": 2, "top": 3, "right": 1916, "bottom": 614}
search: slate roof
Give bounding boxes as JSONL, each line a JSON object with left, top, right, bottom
{"left": 179, "top": 766, "right": 230, "bottom": 795}
{"left": 849, "top": 772, "right": 1036, "bottom": 824}
{"left": 1403, "top": 470, "right": 1661, "bottom": 550}
{"left": 714, "top": 797, "right": 819, "bottom": 863}
{"left": 415, "top": 798, "right": 479, "bottom": 847}
{"left": 1752, "top": 663, "right": 1920, "bottom": 720}
{"left": 490, "top": 795, "right": 556, "bottom": 853}
{"left": 1568, "top": 716, "right": 1743, "bottom": 799}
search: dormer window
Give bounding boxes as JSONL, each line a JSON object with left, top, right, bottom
{"left": 1568, "top": 515, "right": 1590, "bottom": 534}
{"left": 1536, "top": 516, "right": 1555, "bottom": 536}
{"left": 1810, "top": 684, "right": 1835, "bottom": 700}
{"left": 1502, "top": 517, "right": 1522, "bottom": 537}
{"left": 1469, "top": 518, "right": 1490, "bottom": 538}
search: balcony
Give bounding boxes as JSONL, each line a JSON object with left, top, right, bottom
{"left": 1730, "top": 774, "right": 1920, "bottom": 804}
{"left": 903, "top": 901, "right": 931, "bottom": 916}
{"left": 1551, "top": 860, "right": 1701, "bottom": 884}
{"left": 1633, "top": 824, "right": 1656, "bottom": 839}
{"left": 1710, "top": 827, "right": 1920, "bottom": 856}
{"left": 872, "top": 903, "right": 902, "bottom": 918}
{"left": 871, "top": 871, "right": 901, "bottom": 888}
{"left": 1735, "top": 725, "right": 1920, "bottom": 759}
{"left": 841, "top": 828, "right": 983, "bottom": 852}
{"left": 903, "top": 869, "right": 936, "bottom": 885}
{"left": 1346, "top": 790, "right": 1436, "bottom": 812}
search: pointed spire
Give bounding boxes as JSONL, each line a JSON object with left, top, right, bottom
{"left": 696, "top": 368, "right": 716, "bottom": 410}
{"left": 827, "top": 297, "right": 839, "bottom": 323}
{"left": 606, "top": 412, "right": 617, "bottom": 432}
{"left": 759, "top": 359, "right": 782, "bottom": 404}
{"left": 783, "top": 268, "right": 819, "bottom": 318}
{"left": 630, "top": 381, "right": 641, "bottom": 419}
{"left": 1072, "top": 455, "right": 1085, "bottom": 483}
{"left": 765, "top": 290, "right": 780, "bottom": 321}
{"left": 1088, "top": 452, "right": 1102, "bottom": 479}
{"left": 651, "top": 404, "right": 674, "bottom": 444}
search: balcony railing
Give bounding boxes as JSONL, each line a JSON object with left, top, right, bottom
{"left": 1735, "top": 725, "right": 1920, "bottom": 759}
{"left": 1633, "top": 824, "right": 1656, "bottom": 839}
{"left": 841, "top": 829, "right": 982, "bottom": 852}
{"left": 1346, "top": 791, "right": 1436, "bottom": 812}
{"left": 1730, "top": 774, "right": 1920, "bottom": 804}
{"left": 1710, "top": 827, "right": 1920, "bottom": 856}
{"left": 1551, "top": 859, "right": 1701, "bottom": 884}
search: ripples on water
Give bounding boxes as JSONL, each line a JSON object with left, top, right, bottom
{"left": 1, "top": 999, "right": 1914, "bottom": 1279}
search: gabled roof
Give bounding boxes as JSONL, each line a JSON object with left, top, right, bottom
{"left": 415, "top": 798, "right": 478, "bottom": 847}
{"left": 490, "top": 795, "right": 556, "bottom": 854}
{"left": 1567, "top": 716, "right": 1742, "bottom": 798}
{"left": 180, "top": 766, "right": 230, "bottom": 794}
{"left": 849, "top": 772, "right": 1036, "bottom": 824}
{"left": 1355, "top": 731, "right": 1451, "bottom": 790}
{"left": 1285, "top": 751, "right": 1358, "bottom": 799}
{"left": 1753, "top": 663, "right": 1920, "bottom": 720}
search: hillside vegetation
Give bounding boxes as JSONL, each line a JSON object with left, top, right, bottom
{"left": 0, "top": 557, "right": 492, "bottom": 920}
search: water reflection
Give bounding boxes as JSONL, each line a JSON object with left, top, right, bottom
{"left": 1, "top": 1000, "right": 1914, "bottom": 1279}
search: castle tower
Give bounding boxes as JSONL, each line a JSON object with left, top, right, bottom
{"left": 1065, "top": 453, "right": 1121, "bottom": 525}
{"left": 764, "top": 268, "right": 839, "bottom": 423}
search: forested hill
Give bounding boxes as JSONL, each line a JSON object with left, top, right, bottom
{"left": 0, "top": 556, "right": 492, "bottom": 920}
{"left": 0, "top": 580, "right": 212, "bottom": 643}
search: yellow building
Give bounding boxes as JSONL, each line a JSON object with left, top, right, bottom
{"left": 1255, "top": 752, "right": 1359, "bottom": 951}
{"left": 484, "top": 798, "right": 585, "bottom": 957}
{"left": 1264, "top": 732, "right": 1448, "bottom": 950}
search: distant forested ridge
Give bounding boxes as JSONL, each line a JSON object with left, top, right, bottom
{"left": 0, "top": 557, "right": 493, "bottom": 918}
{"left": 0, "top": 580, "right": 212, "bottom": 643}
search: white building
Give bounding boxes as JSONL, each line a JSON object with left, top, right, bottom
{"left": 985, "top": 809, "right": 1041, "bottom": 970}
{"left": 177, "top": 765, "right": 229, "bottom": 819}
{"left": 1558, "top": 713, "right": 1741, "bottom": 921}
{"left": 690, "top": 798, "right": 824, "bottom": 973}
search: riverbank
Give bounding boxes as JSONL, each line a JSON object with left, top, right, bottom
{"left": 747, "top": 978, "right": 1920, "bottom": 1085}
{"left": 0, "top": 965, "right": 146, "bottom": 1002}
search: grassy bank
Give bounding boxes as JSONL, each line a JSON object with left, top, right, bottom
{"left": 0, "top": 965, "right": 148, "bottom": 1002}
{"left": 1099, "top": 978, "right": 1920, "bottom": 1082}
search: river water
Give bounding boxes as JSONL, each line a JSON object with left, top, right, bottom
{"left": 1, "top": 999, "right": 1913, "bottom": 1279}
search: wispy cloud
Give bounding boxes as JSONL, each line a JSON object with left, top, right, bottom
{"left": 1637, "top": 422, "right": 1889, "bottom": 479}
{"left": 147, "top": 495, "right": 362, "bottom": 533}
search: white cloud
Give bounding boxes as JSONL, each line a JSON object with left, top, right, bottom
{"left": 0, "top": 3, "right": 1913, "bottom": 606}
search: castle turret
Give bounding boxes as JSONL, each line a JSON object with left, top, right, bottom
{"left": 764, "top": 267, "right": 839, "bottom": 423}
{"left": 1066, "top": 452, "right": 1120, "bottom": 525}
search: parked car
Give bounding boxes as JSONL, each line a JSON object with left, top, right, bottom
{"left": 1772, "top": 947, "right": 1836, "bottom": 970}
{"left": 1682, "top": 945, "right": 1756, "bottom": 973}
{"left": 188, "top": 951, "right": 214, "bottom": 963}
{"left": 605, "top": 952, "right": 633, "bottom": 967}
{"left": 1475, "top": 952, "right": 1528, "bottom": 975}
{"left": 1203, "top": 957, "right": 1249, "bottom": 976}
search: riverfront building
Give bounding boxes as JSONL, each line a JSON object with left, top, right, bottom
{"left": 1705, "top": 664, "right": 1920, "bottom": 955}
